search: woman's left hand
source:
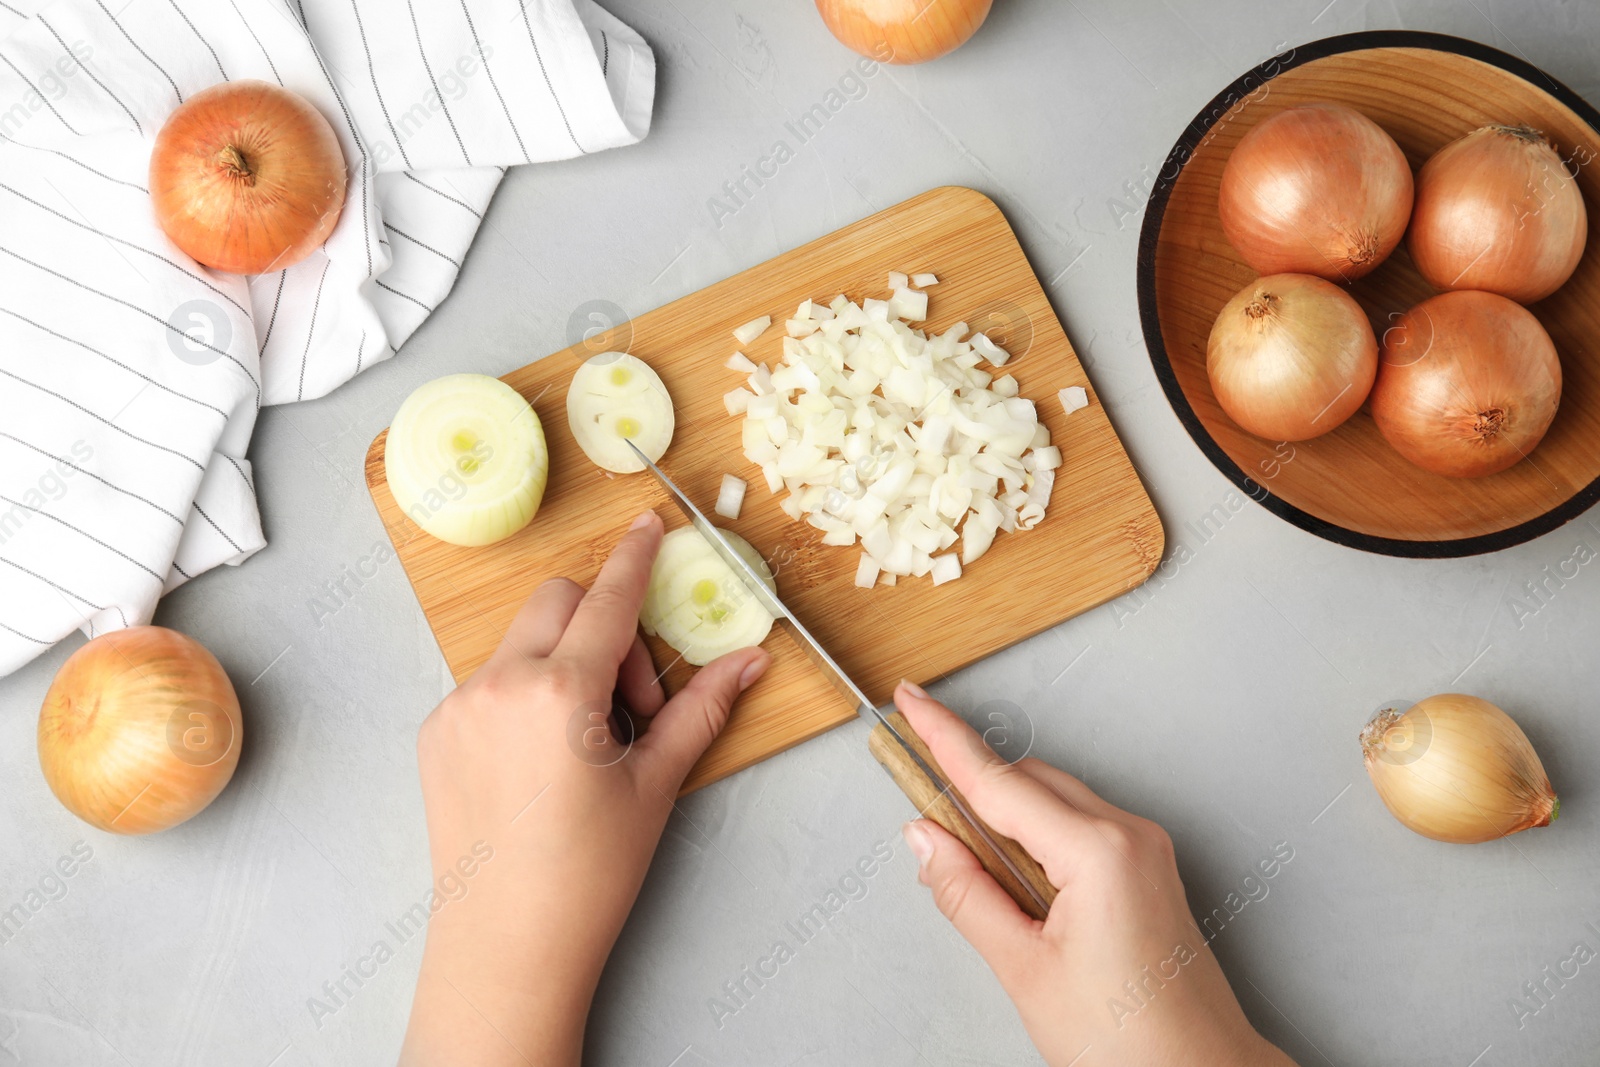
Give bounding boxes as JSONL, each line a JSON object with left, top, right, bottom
{"left": 400, "top": 509, "right": 769, "bottom": 1067}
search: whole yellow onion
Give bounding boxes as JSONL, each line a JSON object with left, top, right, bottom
{"left": 1360, "top": 694, "right": 1556, "bottom": 844}
{"left": 1206, "top": 273, "right": 1378, "bottom": 441}
{"left": 815, "top": 0, "right": 992, "bottom": 65}
{"left": 1408, "top": 125, "right": 1588, "bottom": 305}
{"left": 38, "top": 627, "right": 243, "bottom": 834}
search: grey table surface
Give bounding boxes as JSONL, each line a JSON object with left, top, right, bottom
{"left": 4, "top": 1, "right": 1600, "bottom": 1064}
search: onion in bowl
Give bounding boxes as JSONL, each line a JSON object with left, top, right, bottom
{"left": 1219, "top": 102, "right": 1414, "bottom": 282}
{"left": 1206, "top": 273, "right": 1378, "bottom": 441}
{"left": 1407, "top": 124, "right": 1588, "bottom": 304}
{"left": 1369, "top": 291, "right": 1562, "bottom": 478}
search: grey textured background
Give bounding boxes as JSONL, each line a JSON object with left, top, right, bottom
{"left": 4, "top": 1, "right": 1600, "bottom": 1064}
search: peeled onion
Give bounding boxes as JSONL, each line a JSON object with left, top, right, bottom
{"left": 386, "top": 374, "right": 549, "bottom": 546}
{"left": 1206, "top": 273, "right": 1377, "bottom": 441}
{"left": 1361, "top": 694, "right": 1557, "bottom": 844}
{"left": 150, "top": 80, "right": 346, "bottom": 275}
{"left": 1219, "top": 102, "right": 1414, "bottom": 281}
{"left": 38, "top": 627, "right": 242, "bottom": 835}
{"left": 1408, "top": 124, "right": 1588, "bottom": 304}
{"left": 640, "top": 527, "right": 776, "bottom": 667}
{"left": 1370, "top": 291, "right": 1561, "bottom": 478}
{"left": 566, "top": 352, "right": 675, "bottom": 474}
{"left": 815, "top": 0, "right": 992, "bottom": 64}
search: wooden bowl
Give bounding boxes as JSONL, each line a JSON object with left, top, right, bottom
{"left": 1138, "top": 31, "right": 1600, "bottom": 557}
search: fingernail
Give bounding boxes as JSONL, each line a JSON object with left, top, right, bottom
{"left": 738, "top": 651, "right": 769, "bottom": 690}
{"left": 630, "top": 509, "right": 659, "bottom": 531}
{"left": 902, "top": 821, "right": 934, "bottom": 875}
{"left": 898, "top": 678, "right": 929, "bottom": 700}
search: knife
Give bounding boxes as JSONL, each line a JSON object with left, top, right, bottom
{"left": 626, "top": 441, "right": 1057, "bottom": 920}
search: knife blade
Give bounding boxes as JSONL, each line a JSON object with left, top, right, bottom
{"left": 626, "top": 441, "right": 1056, "bottom": 920}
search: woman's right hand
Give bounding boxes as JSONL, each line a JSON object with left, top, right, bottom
{"left": 894, "top": 682, "right": 1298, "bottom": 1067}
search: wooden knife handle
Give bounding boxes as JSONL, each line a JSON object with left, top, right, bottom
{"left": 868, "top": 710, "right": 1057, "bottom": 921}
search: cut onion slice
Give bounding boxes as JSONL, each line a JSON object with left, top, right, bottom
{"left": 385, "top": 374, "right": 548, "bottom": 547}
{"left": 566, "top": 352, "right": 674, "bottom": 473}
{"left": 640, "top": 527, "right": 775, "bottom": 667}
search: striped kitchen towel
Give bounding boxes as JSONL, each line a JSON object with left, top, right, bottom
{"left": 0, "top": 0, "right": 653, "bottom": 677}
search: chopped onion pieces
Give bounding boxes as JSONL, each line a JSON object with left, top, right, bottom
{"left": 723, "top": 275, "right": 1057, "bottom": 588}
{"left": 715, "top": 474, "right": 747, "bottom": 519}
{"left": 888, "top": 286, "right": 928, "bottom": 322}
{"left": 1060, "top": 386, "right": 1089, "bottom": 414}
{"left": 970, "top": 332, "right": 1010, "bottom": 366}
{"left": 911, "top": 272, "right": 939, "bottom": 288}
{"left": 930, "top": 553, "right": 962, "bottom": 586}
{"left": 724, "top": 388, "right": 752, "bottom": 415}
{"left": 733, "top": 315, "right": 772, "bottom": 345}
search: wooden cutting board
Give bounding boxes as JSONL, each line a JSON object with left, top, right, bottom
{"left": 365, "top": 186, "right": 1162, "bottom": 792}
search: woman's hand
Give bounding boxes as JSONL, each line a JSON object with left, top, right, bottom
{"left": 400, "top": 510, "right": 769, "bottom": 1067}
{"left": 894, "top": 682, "right": 1297, "bottom": 1067}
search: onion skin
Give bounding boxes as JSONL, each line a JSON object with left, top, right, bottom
{"left": 150, "top": 80, "right": 346, "bottom": 275}
{"left": 1361, "top": 694, "right": 1557, "bottom": 844}
{"left": 1206, "top": 273, "right": 1377, "bottom": 441}
{"left": 1219, "top": 102, "right": 1414, "bottom": 281}
{"left": 814, "top": 0, "right": 992, "bottom": 64}
{"left": 1408, "top": 125, "right": 1588, "bottom": 304}
{"left": 1370, "top": 291, "right": 1561, "bottom": 478}
{"left": 38, "top": 627, "right": 242, "bottom": 835}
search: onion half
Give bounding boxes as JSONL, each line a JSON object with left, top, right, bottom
{"left": 1219, "top": 102, "right": 1414, "bottom": 281}
{"left": 1408, "top": 125, "right": 1588, "bottom": 304}
{"left": 1370, "top": 291, "right": 1562, "bottom": 478}
{"left": 1206, "top": 273, "right": 1377, "bottom": 441}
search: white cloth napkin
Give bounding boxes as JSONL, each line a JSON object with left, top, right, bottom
{"left": 0, "top": 0, "right": 653, "bottom": 677}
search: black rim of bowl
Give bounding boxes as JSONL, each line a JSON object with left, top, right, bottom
{"left": 1136, "top": 29, "right": 1600, "bottom": 559}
